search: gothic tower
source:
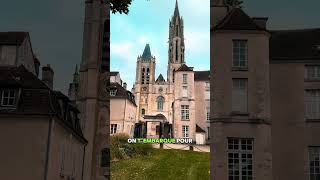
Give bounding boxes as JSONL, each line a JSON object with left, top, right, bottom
{"left": 77, "top": 0, "right": 109, "bottom": 179}
{"left": 134, "top": 44, "right": 156, "bottom": 120}
{"left": 168, "top": 0, "right": 185, "bottom": 83}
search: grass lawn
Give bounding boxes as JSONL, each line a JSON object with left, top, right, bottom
{"left": 110, "top": 149, "right": 210, "bottom": 180}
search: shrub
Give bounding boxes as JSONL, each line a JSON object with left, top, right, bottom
{"left": 110, "top": 134, "right": 153, "bottom": 160}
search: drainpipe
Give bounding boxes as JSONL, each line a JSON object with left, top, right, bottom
{"left": 44, "top": 117, "right": 54, "bottom": 180}
{"left": 81, "top": 144, "right": 87, "bottom": 180}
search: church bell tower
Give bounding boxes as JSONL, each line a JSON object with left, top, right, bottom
{"left": 78, "top": 0, "right": 110, "bottom": 179}
{"left": 168, "top": 0, "right": 185, "bottom": 83}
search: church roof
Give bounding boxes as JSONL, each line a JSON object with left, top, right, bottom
{"left": 270, "top": 28, "right": 320, "bottom": 62}
{"left": 215, "top": 8, "right": 266, "bottom": 31}
{"left": 156, "top": 74, "right": 166, "bottom": 82}
{"left": 0, "top": 32, "right": 28, "bottom": 45}
{"left": 194, "top": 71, "right": 210, "bottom": 81}
{"left": 141, "top": 44, "right": 152, "bottom": 61}
{"left": 176, "top": 64, "right": 193, "bottom": 72}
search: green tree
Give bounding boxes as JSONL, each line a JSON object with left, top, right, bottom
{"left": 108, "top": 0, "right": 133, "bottom": 14}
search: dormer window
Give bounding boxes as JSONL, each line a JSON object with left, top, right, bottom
{"left": 1, "top": 89, "right": 16, "bottom": 107}
{"left": 110, "top": 89, "right": 117, "bottom": 96}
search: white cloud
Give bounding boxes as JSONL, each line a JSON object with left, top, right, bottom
{"left": 110, "top": 41, "right": 137, "bottom": 63}
{"left": 184, "top": 30, "right": 210, "bottom": 55}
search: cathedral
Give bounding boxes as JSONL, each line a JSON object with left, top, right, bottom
{"left": 132, "top": 1, "right": 210, "bottom": 143}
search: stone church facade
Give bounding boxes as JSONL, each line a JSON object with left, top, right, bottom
{"left": 133, "top": 1, "right": 210, "bottom": 142}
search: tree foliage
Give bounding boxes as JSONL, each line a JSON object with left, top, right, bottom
{"left": 108, "top": 0, "right": 133, "bottom": 14}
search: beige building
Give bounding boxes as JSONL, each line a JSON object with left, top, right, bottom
{"left": 212, "top": 0, "right": 320, "bottom": 180}
{"left": 132, "top": 1, "right": 210, "bottom": 143}
{"left": 0, "top": 31, "right": 87, "bottom": 180}
{"left": 109, "top": 72, "right": 137, "bottom": 136}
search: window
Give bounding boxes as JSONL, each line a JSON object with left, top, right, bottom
{"left": 305, "top": 90, "right": 320, "bottom": 119}
{"left": 228, "top": 138, "right": 253, "bottom": 180}
{"left": 111, "top": 124, "right": 117, "bottom": 134}
{"left": 110, "top": 89, "right": 117, "bottom": 96}
{"left": 183, "top": 74, "right": 188, "bottom": 84}
{"left": 233, "top": 40, "right": 248, "bottom": 68}
{"left": 142, "top": 68, "right": 145, "bottom": 84}
{"left": 146, "top": 68, "right": 150, "bottom": 84}
{"left": 101, "top": 148, "right": 109, "bottom": 167}
{"left": 309, "top": 147, "right": 320, "bottom": 180}
{"left": 207, "top": 127, "right": 210, "bottom": 140}
{"left": 182, "top": 86, "right": 188, "bottom": 97}
{"left": 173, "top": 70, "right": 175, "bottom": 82}
{"left": 1, "top": 89, "right": 16, "bottom": 106}
{"left": 232, "top": 79, "right": 248, "bottom": 113}
{"left": 205, "top": 81, "right": 210, "bottom": 89}
{"left": 181, "top": 105, "right": 189, "bottom": 120}
{"left": 141, "top": 108, "right": 145, "bottom": 115}
{"left": 176, "top": 39, "right": 178, "bottom": 62}
{"left": 156, "top": 125, "right": 160, "bottom": 135}
{"left": 306, "top": 66, "right": 320, "bottom": 80}
{"left": 205, "top": 90, "right": 210, "bottom": 100}
{"left": 182, "top": 125, "right": 189, "bottom": 138}
{"left": 157, "top": 96, "right": 164, "bottom": 111}
{"left": 206, "top": 107, "right": 210, "bottom": 121}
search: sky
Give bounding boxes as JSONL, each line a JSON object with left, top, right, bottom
{"left": 110, "top": 0, "right": 210, "bottom": 90}
{"left": 1, "top": 0, "right": 320, "bottom": 94}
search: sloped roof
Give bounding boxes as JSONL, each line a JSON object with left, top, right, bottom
{"left": 215, "top": 8, "right": 266, "bottom": 31}
{"left": 176, "top": 64, "right": 193, "bottom": 71}
{"left": 270, "top": 28, "right": 320, "bottom": 61}
{"left": 156, "top": 74, "right": 166, "bottom": 82}
{"left": 196, "top": 124, "right": 206, "bottom": 133}
{"left": 0, "top": 32, "right": 28, "bottom": 45}
{"left": 0, "top": 66, "right": 48, "bottom": 89}
{"left": 194, "top": 71, "right": 210, "bottom": 81}
{"left": 0, "top": 65, "right": 87, "bottom": 143}
{"left": 141, "top": 44, "right": 152, "bottom": 61}
{"left": 109, "top": 82, "right": 136, "bottom": 106}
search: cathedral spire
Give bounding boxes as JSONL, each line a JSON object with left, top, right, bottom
{"left": 141, "top": 44, "right": 152, "bottom": 61}
{"left": 173, "top": 0, "right": 180, "bottom": 19}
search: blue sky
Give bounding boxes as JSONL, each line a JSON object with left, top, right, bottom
{"left": 110, "top": 0, "right": 210, "bottom": 90}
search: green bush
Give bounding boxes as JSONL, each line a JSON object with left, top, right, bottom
{"left": 110, "top": 134, "right": 153, "bottom": 160}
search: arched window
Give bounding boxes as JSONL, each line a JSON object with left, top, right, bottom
{"left": 141, "top": 108, "right": 145, "bottom": 115}
{"left": 142, "top": 68, "right": 145, "bottom": 84}
{"left": 173, "top": 69, "right": 175, "bottom": 82}
{"left": 157, "top": 96, "right": 164, "bottom": 111}
{"left": 175, "top": 39, "right": 178, "bottom": 62}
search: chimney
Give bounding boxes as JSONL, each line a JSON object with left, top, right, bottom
{"left": 252, "top": 17, "right": 268, "bottom": 29}
{"left": 34, "top": 57, "right": 40, "bottom": 77}
{"left": 123, "top": 82, "right": 127, "bottom": 90}
{"left": 42, "top": 64, "right": 54, "bottom": 89}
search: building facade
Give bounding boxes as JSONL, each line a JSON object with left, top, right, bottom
{"left": 109, "top": 72, "right": 137, "bottom": 136}
{"left": 211, "top": 0, "right": 320, "bottom": 179}
{"left": 0, "top": 31, "right": 87, "bottom": 180}
{"left": 133, "top": 1, "right": 210, "bottom": 143}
